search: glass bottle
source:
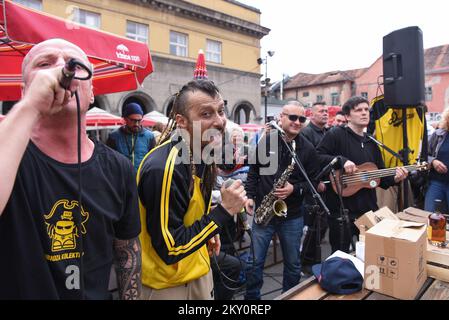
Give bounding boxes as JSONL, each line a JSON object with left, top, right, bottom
{"left": 428, "top": 199, "right": 447, "bottom": 246}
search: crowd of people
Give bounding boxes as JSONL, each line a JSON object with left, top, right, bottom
{"left": 0, "top": 39, "right": 446, "bottom": 300}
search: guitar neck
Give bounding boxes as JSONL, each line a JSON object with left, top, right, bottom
{"left": 350, "top": 164, "right": 422, "bottom": 180}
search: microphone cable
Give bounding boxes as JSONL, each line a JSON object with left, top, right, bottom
{"left": 211, "top": 215, "right": 255, "bottom": 294}
{"left": 219, "top": 179, "right": 257, "bottom": 294}
{"left": 61, "top": 58, "right": 93, "bottom": 299}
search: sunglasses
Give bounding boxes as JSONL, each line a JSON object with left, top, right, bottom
{"left": 283, "top": 113, "right": 307, "bottom": 123}
{"left": 126, "top": 117, "right": 142, "bottom": 124}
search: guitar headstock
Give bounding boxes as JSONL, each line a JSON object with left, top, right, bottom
{"left": 414, "top": 161, "right": 430, "bottom": 171}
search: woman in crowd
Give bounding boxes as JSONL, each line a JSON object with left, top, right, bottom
{"left": 425, "top": 107, "right": 449, "bottom": 212}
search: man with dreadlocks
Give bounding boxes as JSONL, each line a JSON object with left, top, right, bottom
{"left": 137, "top": 80, "right": 247, "bottom": 300}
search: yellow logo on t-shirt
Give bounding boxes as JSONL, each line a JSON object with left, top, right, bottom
{"left": 44, "top": 200, "right": 89, "bottom": 253}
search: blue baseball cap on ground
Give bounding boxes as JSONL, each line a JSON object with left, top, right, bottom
{"left": 312, "top": 257, "right": 363, "bottom": 295}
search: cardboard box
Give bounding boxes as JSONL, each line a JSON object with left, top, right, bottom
{"left": 364, "top": 219, "right": 427, "bottom": 300}
{"left": 354, "top": 207, "right": 399, "bottom": 235}
{"left": 396, "top": 207, "right": 429, "bottom": 224}
{"left": 397, "top": 207, "right": 449, "bottom": 282}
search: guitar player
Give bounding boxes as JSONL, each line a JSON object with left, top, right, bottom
{"left": 316, "top": 96, "right": 409, "bottom": 253}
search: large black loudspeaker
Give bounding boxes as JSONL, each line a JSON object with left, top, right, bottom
{"left": 383, "top": 26, "right": 425, "bottom": 107}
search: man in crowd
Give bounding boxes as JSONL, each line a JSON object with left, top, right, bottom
{"left": 300, "top": 101, "right": 329, "bottom": 147}
{"left": 333, "top": 111, "right": 347, "bottom": 127}
{"left": 137, "top": 80, "right": 247, "bottom": 300}
{"left": 316, "top": 96, "right": 408, "bottom": 252}
{"left": 244, "top": 101, "right": 320, "bottom": 300}
{"left": 0, "top": 39, "right": 141, "bottom": 299}
{"left": 300, "top": 101, "right": 330, "bottom": 271}
{"left": 107, "top": 102, "right": 155, "bottom": 173}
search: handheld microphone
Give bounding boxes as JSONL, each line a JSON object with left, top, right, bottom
{"left": 223, "top": 179, "right": 251, "bottom": 231}
{"left": 268, "top": 120, "right": 286, "bottom": 136}
{"left": 59, "top": 58, "right": 78, "bottom": 90}
{"left": 315, "top": 156, "right": 340, "bottom": 181}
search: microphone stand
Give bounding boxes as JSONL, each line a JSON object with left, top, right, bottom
{"left": 329, "top": 168, "right": 354, "bottom": 252}
{"left": 277, "top": 131, "right": 330, "bottom": 263}
{"left": 366, "top": 134, "right": 410, "bottom": 210}
{"left": 309, "top": 203, "right": 323, "bottom": 264}
{"left": 366, "top": 134, "right": 404, "bottom": 163}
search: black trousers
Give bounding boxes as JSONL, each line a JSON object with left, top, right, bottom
{"left": 300, "top": 189, "right": 333, "bottom": 265}
{"left": 328, "top": 216, "right": 360, "bottom": 253}
{"left": 211, "top": 251, "right": 244, "bottom": 300}
{"left": 301, "top": 209, "right": 328, "bottom": 265}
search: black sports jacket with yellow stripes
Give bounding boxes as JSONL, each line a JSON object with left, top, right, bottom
{"left": 137, "top": 138, "right": 232, "bottom": 289}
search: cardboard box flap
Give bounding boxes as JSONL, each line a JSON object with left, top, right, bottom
{"left": 397, "top": 207, "right": 431, "bottom": 224}
{"left": 374, "top": 206, "right": 399, "bottom": 221}
{"left": 400, "top": 221, "right": 426, "bottom": 228}
{"left": 367, "top": 219, "right": 426, "bottom": 242}
{"left": 404, "top": 207, "right": 432, "bottom": 219}
{"left": 366, "top": 219, "right": 398, "bottom": 237}
{"left": 397, "top": 212, "right": 428, "bottom": 224}
{"left": 394, "top": 222, "right": 427, "bottom": 242}
{"left": 354, "top": 207, "right": 398, "bottom": 232}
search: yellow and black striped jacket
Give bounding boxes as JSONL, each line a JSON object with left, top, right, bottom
{"left": 137, "top": 139, "right": 231, "bottom": 289}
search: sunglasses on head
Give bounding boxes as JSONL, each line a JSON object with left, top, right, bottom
{"left": 283, "top": 113, "right": 307, "bottom": 123}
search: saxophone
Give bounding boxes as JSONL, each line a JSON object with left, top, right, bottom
{"left": 254, "top": 141, "right": 296, "bottom": 226}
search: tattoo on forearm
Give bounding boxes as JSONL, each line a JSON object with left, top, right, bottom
{"left": 113, "top": 237, "right": 142, "bottom": 300}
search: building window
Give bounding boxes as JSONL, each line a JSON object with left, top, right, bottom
{"left": 316, "top": 95, "right": 323, "bottom": 102}
{"left": 331, "top": 92, "right": 340, "bottom": 105}
{"left": 303, "top": 91, "right": 309, "bottom": 97}
{"left": 73, "top": 8, "right": 101, "bottom": 29}
{"left": 170, "top": 31, "right": 188, "bottom": 57}
{"left": 126, "top": 21, "right": 148, "bottom": 43}
{"left": 206, "top": 40, "right": 222, "bottom": 63}
{"left": 425, "top": 87, "right": 433, "bottom": 101}
{"left": 13, "top": 0, "right": 42, "bottom": 10}
{"left": 361, "top": 92, "right": 368, "bottom": 99}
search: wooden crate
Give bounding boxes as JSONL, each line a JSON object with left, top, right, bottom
{"left": 427, "top": 241, "right": 449, "bottom": 282}
{"left": 399, "top": 207, "right": 449, "bottom": 282}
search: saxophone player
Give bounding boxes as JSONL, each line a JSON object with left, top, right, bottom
{"left": 244, "top": 102, "right": 321, "bottom": 300}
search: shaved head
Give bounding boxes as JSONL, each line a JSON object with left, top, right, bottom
{"left": 22, "top": 38, "right": 90, "bottom": 82}
{"left": 279, "top": 101, "right": 306, "bottom": 139}
{"left": 282, "top": 101, "right": 304, "bottom": 115}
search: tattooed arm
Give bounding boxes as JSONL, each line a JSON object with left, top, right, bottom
{"left": 113, "top": 237, "right": 142, "bottom": 300}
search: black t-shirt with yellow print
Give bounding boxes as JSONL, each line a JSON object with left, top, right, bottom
{"left": 0, "top": 140, "right": 140, "bottom": 299}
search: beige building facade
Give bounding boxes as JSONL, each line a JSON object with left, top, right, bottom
{"left": 5, "top": 0, "right": 269, "bottom": 123}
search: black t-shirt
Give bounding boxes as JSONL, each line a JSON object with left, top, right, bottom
{"left": 0, "top": 140, "right": 140, "bottom": 299}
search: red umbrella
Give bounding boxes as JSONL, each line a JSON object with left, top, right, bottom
{"left": 240, "top": 123, "right": 263, "bottom": 132}
{"left": 0, "top": 0, "right": 153, "bottom": 101}
{"left": 140, "top": 118, "right": 156, "bottom": 127}
{"left": 141, "top": 110, "right": 168, "bottom": 127}
{"left": 193, "top": 49, "right": 207, "bottom": 79}
{"left": 86, "top": 107, "right": 124, "bottom": 127}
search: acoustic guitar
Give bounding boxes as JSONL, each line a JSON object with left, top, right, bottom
{"left": 329, "top": 162, "right": 429, "bottom": 197}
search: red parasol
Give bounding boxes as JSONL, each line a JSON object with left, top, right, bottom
{"left": 193, "top": 49, "right": 207, "bottom": 79}
{"left": 86, "top": 107, "right": 124, "bottom": 128}
{"left": 0, "top": 0, "right": 153, "bottom": 101}
{"left": 240, "top": 123, "right": 263, "bottom": 132}
{"left": 143, "top": 110, "right": 168, "bottom": 124}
